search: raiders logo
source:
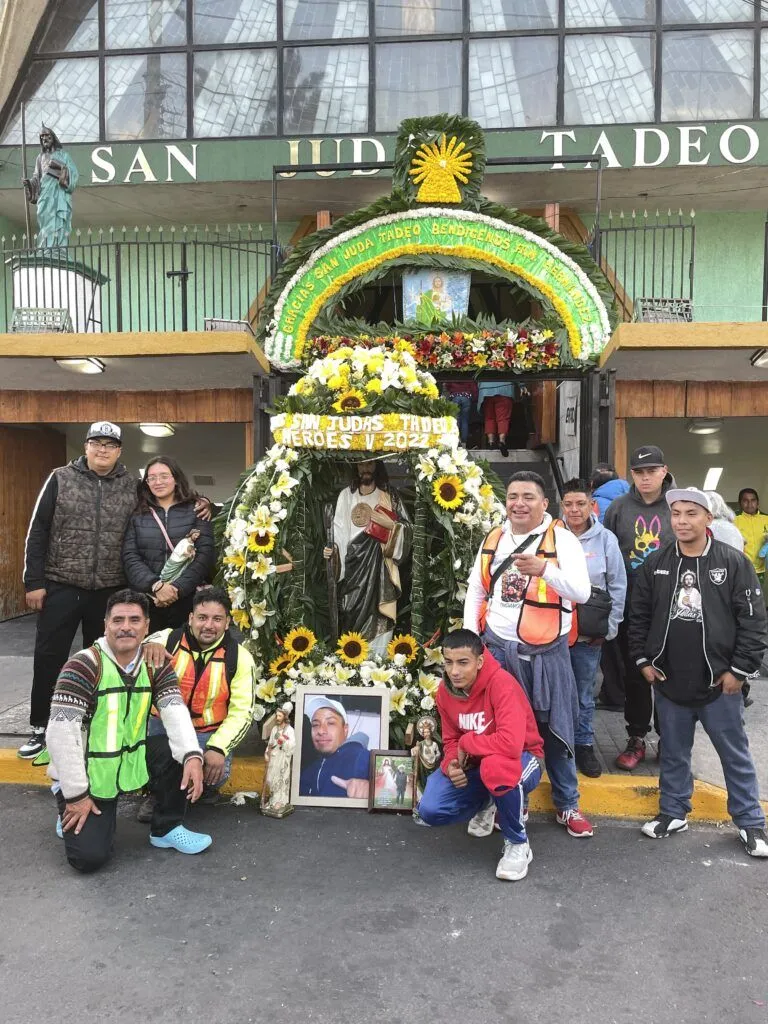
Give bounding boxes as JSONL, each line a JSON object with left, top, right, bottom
{"left": 709, "top": 568, "right": 727, "bottom": 586}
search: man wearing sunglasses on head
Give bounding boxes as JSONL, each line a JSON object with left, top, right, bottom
{"left": 21, "top": 421, "right": 214, "bottom": 763}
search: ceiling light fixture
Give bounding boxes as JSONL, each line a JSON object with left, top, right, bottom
{"left": 139, "top": 423, "right": 175, "bottom": 438}
{"left": 750, "top": 349, "right": 768, "bottom": 368}
{"left": 702, "top": 467, "right": 723, "bottom": 491}
{"left": 55, "top": 357, "right": 105, "bottom": 375}
{"left": 687, "top": 418, "right": 722, "bottom": 435}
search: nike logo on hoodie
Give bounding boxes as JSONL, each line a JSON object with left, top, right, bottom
{"left": 458, "top": 711, "right": 494, "bottom": 734}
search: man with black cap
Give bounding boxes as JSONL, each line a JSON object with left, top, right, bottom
{"left": 629, "top": 487, "right": 768, "bottom": 857}
{"left": 20, "top": 422, "right": 138, "bottom": 760}
{"left": 604, "top": 445, "right": 675, "bottom": 770}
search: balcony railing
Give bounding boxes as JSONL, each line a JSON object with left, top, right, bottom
{"left": 1, "top": 225, "right": 280, "bottom": 334}
{"left": 591, "top": 210, "right": 695, "bottom": 323}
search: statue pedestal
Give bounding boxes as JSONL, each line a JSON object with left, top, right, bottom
{"left": 6, "top": 253, "right": 108, "bottom": 333}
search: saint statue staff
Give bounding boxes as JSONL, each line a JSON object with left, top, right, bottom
{"left": 323, "top": 502, "right": 340, "bottom": 644}
{"left": 20, "top": 102, "right": 31, "bottom": 243}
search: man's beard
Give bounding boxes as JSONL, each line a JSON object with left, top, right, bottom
{"left": 359, "top": 473, "right": 374, "bottom": 485}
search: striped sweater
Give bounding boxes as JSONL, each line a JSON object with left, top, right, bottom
{"left": 47, "top": 638, "right": 201, "bottom": 802}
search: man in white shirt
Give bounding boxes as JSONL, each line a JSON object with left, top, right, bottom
{"left": 463, "top": 471, "right": 594, "bottom": 837}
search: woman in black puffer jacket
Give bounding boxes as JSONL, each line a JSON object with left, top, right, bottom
{"left": 122, "top": 456, "right": 216, "bottom": 631}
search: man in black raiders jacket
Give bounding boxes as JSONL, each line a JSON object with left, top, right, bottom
{"left": 629, "top": 487, "right": 768, "bottom": 858}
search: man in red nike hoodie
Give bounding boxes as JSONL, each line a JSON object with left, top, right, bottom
{"left": 418, "top": 629, "right": 544, "bottom": 881}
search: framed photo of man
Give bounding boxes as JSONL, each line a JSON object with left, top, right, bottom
{"left": 291, "top": 686, "right": 390, "bottom": 808}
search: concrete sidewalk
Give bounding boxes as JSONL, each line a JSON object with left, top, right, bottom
{"left": 2, "top": 613, "right": 767, "bottom": 819}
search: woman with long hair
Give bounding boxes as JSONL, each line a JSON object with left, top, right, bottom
{"left": 122, "top": 456, "right": 216, "bottom": 630}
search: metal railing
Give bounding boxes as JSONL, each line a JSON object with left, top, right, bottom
{"left": 0, "top": 225, "right": 281, "bottom": 333}
{"left": 591, "top": 210, "right": 695, "bottom": 322}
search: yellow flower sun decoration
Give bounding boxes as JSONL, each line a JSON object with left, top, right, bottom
{"left": 408, "top": 135, "right": 473, "bottom": 204}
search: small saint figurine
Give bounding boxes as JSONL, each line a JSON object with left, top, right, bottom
{"left": 23, "top": 124, "right": 78, "bottom": 248}
{"left": 261, "top": 702, "right": 296, "bottom": 818}
{"left": 411, "top": 714, "right": 441, "bottom": 801}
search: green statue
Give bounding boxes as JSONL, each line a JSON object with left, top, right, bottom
{"left": 23, "top": 125, "right": 79, "bottom": 248}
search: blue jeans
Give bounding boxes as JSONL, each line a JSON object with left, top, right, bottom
{"left": 147, "top": 716, "right": 232, "bottom": 787}
{"left": 452, "top": 392, "right": 472, "bottom": 442}
{"left": 483, "top": 631, "right": 580, "bottom": 813}
{"left": 570, "top": 641, "right": 603, "bottom": 746}
{"left": 656, "top": 689, "right": 765, "bottom": 829}
{"left": 418, "top": 752, "right": 542, "bottom": 843}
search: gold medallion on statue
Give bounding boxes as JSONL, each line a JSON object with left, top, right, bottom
{"left": 351, "top": 502, "right": 372, "bottom": 528}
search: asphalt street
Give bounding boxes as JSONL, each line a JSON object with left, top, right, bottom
{"left": 2, "top": 787, "right": 767, "bottom": 1024}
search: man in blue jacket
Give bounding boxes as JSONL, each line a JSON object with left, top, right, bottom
{"left": 298, "top": 696, "right": 370, "bottom": 799}
{"left": 629, "top": 487, "right": 768, "bottom": 858}
{"left": 590, "top": 463, "right": 630, "bottom": 523}
{"left": 562, "top": 479, "right": 627, "bottom": 777}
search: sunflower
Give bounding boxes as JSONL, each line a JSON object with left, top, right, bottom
{"left": 247, "top": 530, "right": 276, "bottom": 554}
{"left": 332, "top": 389, "right": 367, "bottom": 413}
{"left": 433, "top": 474, "right": 465, "bottom": 510}
{"left": 283, "top": 626, "right": 317, "bottom": 659}
{"left": 268, "top": 652, "right": 296, "bottom": 676}
{"left": 387, "top": 633, "right": 419, "bottom": 663}
{"left": 337, "top": 631, "right": 369, "bottom": 665}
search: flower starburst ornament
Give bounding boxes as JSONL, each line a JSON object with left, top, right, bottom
{"left": 408, "top": 135, "right": 473, "bottom": 203}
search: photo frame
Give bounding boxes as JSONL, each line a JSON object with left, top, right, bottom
{"left": 291, "top": 685, "right": 390, "bottom": 808}
{"left": 368, "top": 750, "right": 416, "bottom": 813}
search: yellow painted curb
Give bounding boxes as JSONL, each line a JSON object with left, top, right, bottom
{"left": 4, "top": 749, "right": 766, "bottom": 822}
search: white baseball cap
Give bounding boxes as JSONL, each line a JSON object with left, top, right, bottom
{"left": 86, "top": 421, "right": 122, "bottom": 443}
{"left": 666, "top": 487, "right": 712, "bottom": 512}
{"left": 305, "top": 695, "right": 347, "bottom": 723}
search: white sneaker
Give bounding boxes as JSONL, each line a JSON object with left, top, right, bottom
{"left": 739, "top": 827, "right": 768, "bottom": 858}
{"left": 641, "top": 814, "right": 688, "bottom": 839}
{"left": 467, "top": 800, "right": 496, "bottom": 838}
{"left": 496, "top": 839, "right": 532, "bottom": 881}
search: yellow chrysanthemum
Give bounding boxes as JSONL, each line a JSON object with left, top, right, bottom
{"left": 247, "top": 530, "right": 276, "bottom": 553}
{"left": 337, "top": 631, "right": 369, "bottom": 665}
{"left": 231, "top": 607, "right": 250, "bottom": 631}
{"left": 365, "top": 379, "right": 383, "bottom": 394}
{"left": 284, "top": 626, "right": 317, "bottom": 659}
{"left": 394, "top": 338, "right": 416, "bottom": 356}
{"left": 327, "top": 372, "right": 350, "bottom": 391}
{"left": 387, "top": 633, "right": 419, "bottom": 663}
{"left": 332, "top": 389, "right": 367, "bottom": 413}
{"left": 268, "top": 653, "right": 295, "bottom": 676}
{"left": 433, "top": 474, "right": 465, "bottom": 510}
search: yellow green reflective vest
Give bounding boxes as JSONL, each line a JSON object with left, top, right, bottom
{"left": 86, "top": 647, "right": 153, "bottom": 799}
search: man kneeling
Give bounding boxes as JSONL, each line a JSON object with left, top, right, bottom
{"left": 137, "top": 586, "right": 256, "bottom": 821}
{"left": 418, "top": 629, "right": 544, "bottom": 882}
{"left": 47, "top": 590, "right": 210, "bottom": 872}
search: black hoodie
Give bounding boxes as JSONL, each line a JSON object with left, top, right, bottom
{"left": 603, "top": 475, "right": 675, "bottom": 587}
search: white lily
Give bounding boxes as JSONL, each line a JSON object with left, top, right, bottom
{"left": 370, "top": 666, "right": 395, "bottom": 685}
{"left": 422, "top": 648, "right": 443, "bottom": 668}
{"left": 248, "top": 555, "right": 275, "bottom": 580}
{"left": 249, "top": 600, "right": 273, "bottom": 628}
{"left": 270, "top": 471, "right": 299, "bottom": 499}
